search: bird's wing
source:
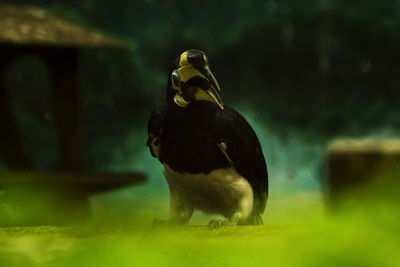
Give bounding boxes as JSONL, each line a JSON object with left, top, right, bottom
{"left": 146, "top": 105, "right": 168, "bottom": 162}
{"left": 213, "top": 107, "right": 268, "bottom": 213}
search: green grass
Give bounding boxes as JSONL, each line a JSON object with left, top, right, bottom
{"left": 0, "top": 188, "right": 399, "bottom": 267}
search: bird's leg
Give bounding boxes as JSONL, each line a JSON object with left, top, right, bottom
{"left": 208, "top": 212, "right": 244, "bottom": 228}
{"left": 209, "top": 189, "right": 253, "bottom": 228}
{"left": 170, "top": 193, "right": 194, "bottom": 224}
{"left": 153, "top": 190, "right": 193, "bottom": 226}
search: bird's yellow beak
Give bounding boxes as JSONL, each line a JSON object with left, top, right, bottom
{"left": 176, "top": 62, "right": 223, "bottom": 109}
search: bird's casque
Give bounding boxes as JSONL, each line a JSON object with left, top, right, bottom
{"left": 168, "top": 49, "right": 223, "bottom": 109}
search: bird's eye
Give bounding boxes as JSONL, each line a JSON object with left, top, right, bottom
{"left": 171, "top": 70, "right": 180, "bottom": 89}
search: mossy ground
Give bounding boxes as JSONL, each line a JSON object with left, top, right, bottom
{"left": 0, "top": 190, "right": 398, "bottom": 267}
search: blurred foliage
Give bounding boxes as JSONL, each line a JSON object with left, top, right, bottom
{"left": 1, "top": 173, "right": 400, "bottom": 266}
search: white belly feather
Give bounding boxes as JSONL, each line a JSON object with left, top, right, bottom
{"left": 164, "top": 164, "right": 253, "bottom": 219}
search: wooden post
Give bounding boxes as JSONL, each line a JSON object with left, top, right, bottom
{"left": 326, "top": 139, "right": 400, "bottom": 205}
{"left": 0, "top": 53, "right": 35, "bottom": 170}
{"left": 0, "top": 170, "right": 146, "bottom": 225}
{"left": 43, "top": 48, "right": 86, "bottom": 171}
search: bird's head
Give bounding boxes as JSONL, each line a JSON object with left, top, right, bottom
{"left": 167, "top": 49, "right": 223, "bottom": 109}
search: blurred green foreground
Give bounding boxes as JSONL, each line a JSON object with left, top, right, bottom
{"left": 0, "top": 174, "right": 399, "bottom": 267}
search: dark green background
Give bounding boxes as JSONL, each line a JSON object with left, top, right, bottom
{"left": 2, "top": 0, "right": 399, "bottom": 199}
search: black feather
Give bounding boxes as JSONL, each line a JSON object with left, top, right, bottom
{"left": 160, "top": 102, "right": 230, "bottom": 173}
{"left": 147, "top": 105, "right": 168, "bottom": 162}
{"left": 147, "top": 101, "right": 268, "bottom": 214}
{"left": 213, "top": 107, "right": 269, "bottom": 213}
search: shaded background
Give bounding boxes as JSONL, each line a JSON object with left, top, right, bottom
{"left": 2, "top": 0, "right": 400, "bottom": 221}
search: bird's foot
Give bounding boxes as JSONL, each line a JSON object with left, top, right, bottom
{"left": 208, "top": 219, "right": 236, "bottom": 229}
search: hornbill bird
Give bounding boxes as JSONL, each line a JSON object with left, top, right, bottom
{"left": 147, "top": 50, "right": 268, "bottom": 226}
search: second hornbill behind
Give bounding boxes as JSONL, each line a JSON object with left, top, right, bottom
{"left": 147, "top": 49, "right": 268, "bottom": 227}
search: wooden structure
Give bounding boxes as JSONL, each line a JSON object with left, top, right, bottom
{"left": 0, "top": 5, "right": 130, "bottom": 170}
{"left": 0, "top": 5, "right": 145, "bottom": 224}
{"left": 0, "top": 171, "right": 145, "bottom": 225}
{"left": 325, "top": 138, "right": 400, "bottom": 205}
